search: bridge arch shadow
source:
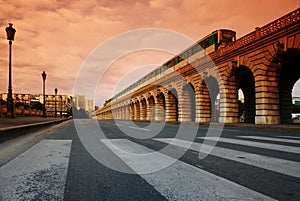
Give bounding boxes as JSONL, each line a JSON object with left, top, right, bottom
{"left": 236, "top": 66, "right": 255, "bottom": 123}
{"left": 279, "top": 48, "right": 300, "bottom": 124}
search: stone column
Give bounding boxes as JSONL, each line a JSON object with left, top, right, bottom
{"left": 125, "top": 106, "right": 130, "bottom": 120}
{"left": 134, "top": 102, "right": 140, "bottom": 121}
{"left": 178, "top": 92, "right": 191, "bottom": 122}
{"left": 219, "top": 81, "right": 239, "bottom": 123}
{"left": 147, "top": 97, "right": 155, "bottom": 121}
{"left": 155, "top": 95, "right": 165, "bottom": 121}
{"left": 198, "top": 85, "right": 211, "bottom": 123}
{"left": 165, "top": 92, "right": 178, "bottom": 122}
{"left": 255, "top": 76, "right": 280, "bottom": 124}
{"left": 140, "top": 100, "right": 147, "bottom": 121}
{"left": 130, "top": 104, "right": 134, "bottom": 120}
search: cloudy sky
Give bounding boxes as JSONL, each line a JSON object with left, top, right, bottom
{"left": 0, "top": 0, "right": 298, "bottom": 106}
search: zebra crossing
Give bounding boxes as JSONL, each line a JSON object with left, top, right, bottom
{"left": 101, "top": 134, "right": 300, "bottom": 200}
{"left": 0, "top": 133, "right": 300, "bottom": 200}
{"left": 0, "top": 140, "right": 72, "bottom": 201}
{"left": 102, "top": 138, "right": 276, "bottom": 200}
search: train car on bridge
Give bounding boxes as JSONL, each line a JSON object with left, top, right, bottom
{"left": 107, "top": 29, "right": 236, "bottom": 103}
{"left": 166, "top": 29, "right": 236, "bottom": 68}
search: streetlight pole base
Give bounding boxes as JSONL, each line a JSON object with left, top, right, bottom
{"left": 6, "top": 97, "right": 15, "bottom": 118}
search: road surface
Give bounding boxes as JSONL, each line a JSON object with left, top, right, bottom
{"left": 0, "top": 120, "right": 300, "bottom": 200}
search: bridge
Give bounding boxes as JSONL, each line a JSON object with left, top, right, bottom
{"left": 96, "top": 9, "right": 300, "bottom": 125}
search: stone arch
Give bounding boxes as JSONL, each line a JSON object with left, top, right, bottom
{"left": 279, "top": 48, "right": 300, "bottom": 124}
{"left": 180, "top": 83, "right": 196, "bottom": 122}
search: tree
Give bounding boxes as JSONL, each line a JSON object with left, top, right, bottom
{"left": 30, "top": 102, "right": 43, "bottom": 110}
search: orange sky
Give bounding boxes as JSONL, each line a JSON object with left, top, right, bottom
{"left": 0, "top": 0, "right": 299, "bottom": 106}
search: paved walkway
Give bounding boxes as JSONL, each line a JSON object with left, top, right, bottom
{"left": 0, "top": 117, "right": 63, "bottom": 129}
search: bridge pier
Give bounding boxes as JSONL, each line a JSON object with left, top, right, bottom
{"left": 219, "top": 86, "right": 239, "bottom": 124}
{"left": 255, "top": 79, "right": 280, "bottom": 124}
{"left": 179, "top": 84, "right": 196, "bottom": 122}
{"left": 147, "top": 96, "right": 155, "bottom": 121}
{"left": 155, "top": 93, "right": 165, "bottom": 121}
{"left": 198, "top": 84, "right": 211, "bottom": 123}
{"left": 130, "top": 103, "right": 134, "bottom": 120}
{"left": 134, "top": 101, "right": 140, "bottom": 121}
{"left": 165, "top": 91, "right": 178, "bottom": 122}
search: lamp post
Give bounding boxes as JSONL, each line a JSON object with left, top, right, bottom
{"left": 60, "top": 95, "right": 63, "bottom": 117}
{"left": 5, "top": 23, "right": 16, "bottom": 118}
{"left": 42, "top": 71, "right": 47, "bottom": 117}
{"left": 54, "top": 88, "right": 57, "bottom": 117}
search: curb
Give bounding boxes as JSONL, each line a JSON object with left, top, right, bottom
{"left": 222, "top": 124, "right": 300, "bottom": 132}
{"left": 0, "top": 118, "right": 71, "bottom": 143}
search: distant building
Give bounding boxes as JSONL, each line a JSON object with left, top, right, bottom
{"left": 0, "top": 93, "right": 72, "bottom": 117}
{"left": 74, "top": 94, "right": 86, "bottom": 110}
{"left": 86, "top": 99, "right": 95, "bottom": 112}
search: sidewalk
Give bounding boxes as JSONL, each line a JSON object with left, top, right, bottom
{"left": 0, "top": 117, "right": 62, "bottom": 129}
{"left": 0, "top": 117, "right": 71, "bottom": 143}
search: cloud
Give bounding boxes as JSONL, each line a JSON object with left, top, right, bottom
{"left": 0, "top": 0, "right": 298, "bottom": 106}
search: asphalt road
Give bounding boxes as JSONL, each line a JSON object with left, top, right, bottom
{"left": 0, "top": 119, "right": 300, "bottom": 200}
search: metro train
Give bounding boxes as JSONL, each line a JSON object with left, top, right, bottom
{"left": 108, "top": 29, "right": 236, "bottom": 103}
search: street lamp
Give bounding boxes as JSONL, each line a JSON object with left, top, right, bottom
{"left": 5, "top": 23, "right": 16, "bottom": 118}
{"left": 60, "top": 95, "right": 63, "bottom": 117}
{"left": 54, "top": 88, "right": 58, "bottom": 117}
{"left": 42, "top": 71, "right": 47, "bottom": 117}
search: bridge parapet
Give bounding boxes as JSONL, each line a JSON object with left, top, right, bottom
{"left": 220, "top": 8, "right": 299, "bottom": 56}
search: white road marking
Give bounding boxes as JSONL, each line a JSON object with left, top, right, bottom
{"left": 127, "top": 126, "right": 150, "bottom": 131}
{"left": 238, "top": 136, "right": 300, "bottom": 144}
{"left": 113, "top": 123, "right": 126, "bottom": 127}
{"left": 101, "top": 139, "right": 275, "bottom": 201}
{"left": 114, "top": 123, "right": 151, "bottom": 131}
{"left": 277, "top": 136, "right": 300, "bottom": 140}
{"left": 155, "top": 138, "right": 300, "bottom": 178}
{"left": 0, "top": 140, "right": 72, "bottom": 200}
{"left": 197, "top": 136, "right": 300, "bottom": 154}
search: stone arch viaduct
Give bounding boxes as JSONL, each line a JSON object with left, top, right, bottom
{"left": 97, "top": 9, "right": 300, "bottom": 125}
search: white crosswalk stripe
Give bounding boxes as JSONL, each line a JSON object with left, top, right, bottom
{"left": 277, "top": 136, "right": 300, "bottom": 140}
{"left": 101, "top": 138, "right": 276, "bottom": 201}
{"left": 197, "top": 136, "right": 300, "bottom": 154}
{"left": 0, "top": 140, "right": 72, "bottom": 200}
{"left": 154, "top": 138, "right": 300, "bottom": 178}
{"left": 1, "top": 134, "right": 299, "bottom": 201}
{"left": 237, "top": 136, "right": 300, "bottom": 144}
